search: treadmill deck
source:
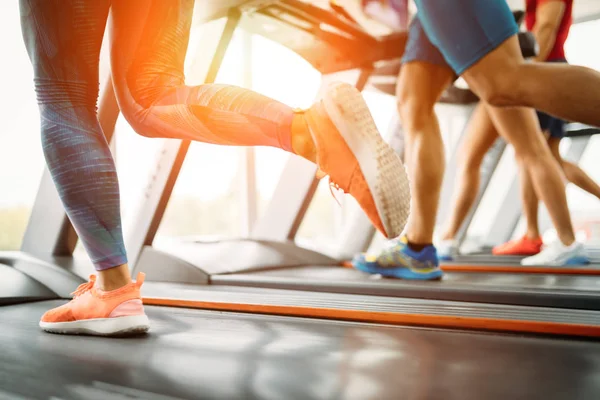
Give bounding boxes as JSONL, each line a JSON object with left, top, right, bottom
{"left": 211, "top": 265, "right": 600, "bottom": 310}
{"left": 2, "top": 300, "right": 600, "bottom": 400}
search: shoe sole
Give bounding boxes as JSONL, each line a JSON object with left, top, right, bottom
{"left": 39, "top": 314, "right": 150, "bottom": 337}
{"left": 322, "top": 82, "right": 410, "bottom": 238}
{"left": 493, "top": 252, "right": 540, "bottom": 256}
{"left": 521, "top": 252, "right": 590, "bottom": 266}
{"left": 353, "top": 260, "right": 444, "bottom": 280}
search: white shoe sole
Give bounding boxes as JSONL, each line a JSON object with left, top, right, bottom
{"left": 322, "top": 82, "right": 410, "bottom": 238}
{"left": 521, "top": 246, "right": 589, "bottom": 266}
{"left": 39, "top": 314, "right": 150, "bottom": 336}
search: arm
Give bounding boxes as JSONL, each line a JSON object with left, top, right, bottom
{"left": 531, "top": 0, "right": 566, "bottom": 61}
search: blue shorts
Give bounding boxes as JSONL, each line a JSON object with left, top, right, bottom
{"left": 402, "top": 0, "right": 519, "bottom": 75}
{"left": 537, "top": 111, "right": 565, "bottom": 139}
{"left": 536, "top": 59, "right": 567, "bottom": 139}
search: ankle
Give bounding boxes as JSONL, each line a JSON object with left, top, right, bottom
{"left": 525, "top": 231, "right": 541, "bottom": 240}
{"left": 440, "top": 231, "right": 455, "bottom": 242}
{"left": 406, "top": 234, "right": 433, "bottom": 252}
{"left": 97, "top": 264, "right": 132, "bottom": 291}
{"left": 558, "top": 234, "right": 576, "bottom": 247}
{"left": 291, "top": 112, "right": 317, "bottom": 163}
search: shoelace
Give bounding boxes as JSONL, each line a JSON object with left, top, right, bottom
{"left": 315, "top": 168, "right": 344, "bottom": 207}
{"left": 328, "top": 180, "right": 343, "bottom": 206}
{"left": 71, "top": 275, "right": 96, "bottom": 298}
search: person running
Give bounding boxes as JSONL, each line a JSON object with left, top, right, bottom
{"left": 353, "top": 0, "right": 599, "bottom": 279}
{"left": 20, "top": 0, "right": 410, "bottom": 336}
{"left": 438, "top": 0, "right": 597, "bottom": 264}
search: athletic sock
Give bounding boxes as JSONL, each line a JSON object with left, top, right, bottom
{"left": 407, "top": 241, "right": 432, "bottom": 252}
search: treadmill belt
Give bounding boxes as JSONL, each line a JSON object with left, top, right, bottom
{"left": 2, "top": 300, "right": 600, "bottom": 400}
{"left": 441, "top": 263, "right": 600, "bottom": 275}
{"left": 211, "top": 265, "right": 600, "bottom": 310}
{"left": 143, "top": 282, "right": 600, "bottom": 337}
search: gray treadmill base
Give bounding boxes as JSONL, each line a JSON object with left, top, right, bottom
{"left": 135, "top": 239, "right": 338, "bottom": 284}
{"left": 0, "top": 252, "right": 85, "bottom": 301}
{"left": 0, "top": 261, "right": 56, "bottom": 305}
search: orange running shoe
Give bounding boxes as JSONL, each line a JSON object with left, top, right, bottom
{"left": 492, "top": 236, "right": 543, "bottom": 256}
{"left": 39, "top": 273, "right": 150, "bottom": 336}
{"left": 304, "top": 82, "right": 410, "bottom": 238}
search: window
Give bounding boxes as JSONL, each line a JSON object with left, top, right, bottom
{"left": 0, "top": 2, "right": 45, "bottom": 250}
{"left": 155, "top": 24, "right": 323, "bottom": 243}
{"left": 152, "top": 20, "right": 247, "bottom": 243}
{"left": 251, "top": 34, "right": 321, "bottom": 224}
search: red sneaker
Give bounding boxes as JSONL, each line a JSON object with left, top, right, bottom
{"left": 492, "top": 236, "right": 543, "bottom": 256}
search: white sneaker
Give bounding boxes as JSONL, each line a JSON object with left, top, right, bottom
{"left": 436, "top": 239, "right": 457, "bottom": 261}
{"left": 521, "top": 241, "right": 589, "bottom": 266}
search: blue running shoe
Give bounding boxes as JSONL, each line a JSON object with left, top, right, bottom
{"left": 352, "top": 237, "right": 444, "bottom": 280}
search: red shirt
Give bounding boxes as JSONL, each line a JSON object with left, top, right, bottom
{"left": 525, "top": 0, "right": 573, "bottom": 61}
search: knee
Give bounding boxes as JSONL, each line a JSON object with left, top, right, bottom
{"left": 118, "top": 104, "right": 155, "bottom": 139}
{"left": 459, "top": 151, "right": 484, "bottom": 175}
{"left": 514, "top": 143, "right": 547, "bottom": 167}
{"left": 35, "top": 78, "right": 97, "bottom": 111}
{"left": 396, "top": 93, "right": 436, "bottom": 133}
{"left": 467, "top": 64, "right": 526, "bottom": 108}
{"left": 114, "top": 89, "right": 158, "bottom": 139}
{"left": 113, "top": 72, "right": 176, "bottom": 139}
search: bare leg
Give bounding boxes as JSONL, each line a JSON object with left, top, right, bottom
{"left": 397, "top": 62, "right": 455, "bottom": 244}
{"left": 464, "top": 35, "right": 600, "bottom": 127}
{"left": 549, "top": 138, "right": 600, "bottom": 199}
{"left": 517, "top": 156, "right": 541, "bottom": 240}
{"left": 441, "top": 103, "right": 499, "bottom": 240}
{"left": 483, "top": 105, "right": 575, "bottom": 245}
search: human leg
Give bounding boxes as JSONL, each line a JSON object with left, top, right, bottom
{"left": 412, "top": 0, "right": 600, "bottom": 126}
{"left": 464, "top": 39, "right": 600, "bottom": 127}
{"left": 411, "top": 0, "right": 587, "bottom": 264}
{"left": 108, "top": 0, "right": 408, "bottom": 238}
{"left": 492, "top": 116, "right": 562, "bottom": 256}
{"left": 484, "top": 106, "right": 574, "bottom": 244}
{"left": 549, "top": 138, "right": 600, "bottom": 199}
{"left": 491, "top": 155, "right": 544, "bottom": 256}
{"left": 352, "top": 17, "right": 452, "bottom": 279}
{"left": 484, "top": 106, "right": 588, "bottom": 265}
{"left": 441, "top": 103, "right": 499, "bottom": 242}
{"left": 398, "top": 62, "right": 455, "bottom": 245}
{"left": 20, "top": 0, "right": 148, "bottom": 335}
{"left": 519, "top": 157, "right": 541, "bottom": 240}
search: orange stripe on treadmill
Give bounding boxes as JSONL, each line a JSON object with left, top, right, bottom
{"left": 143, "top": 297, "right": 600, "bottom": 338}
{"left": 340, "top": 260, "right": 600, "bottom": 275}
{"left": 441, "top": 264, "right": 600, "bottom": 275}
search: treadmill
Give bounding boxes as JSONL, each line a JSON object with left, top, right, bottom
{"left": 128, "top": 1, "right": 597, "bottom": 310}
{"left": 446, "top": 123, "right": 600, "bottom": 263}
{"left": 3, "top": 2, "right": 600, "bottom": 397}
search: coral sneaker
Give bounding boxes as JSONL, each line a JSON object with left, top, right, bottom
{"left": 304, "top": 82, "right": 410, "bottom": 238}
{"left": 39, "top": 273, "right": 150, "bottom": 336}
{"left": 492, "top": 236, "right": 543, "bottom": 256}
